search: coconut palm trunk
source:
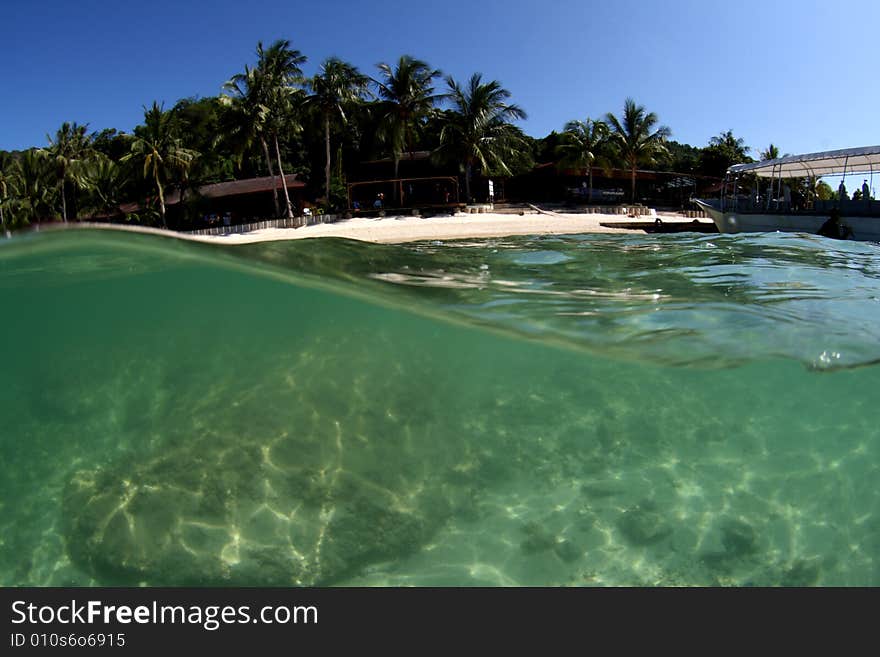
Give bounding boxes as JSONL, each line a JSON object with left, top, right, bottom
{"left": 392, "top": 155, "right": 401, "bottom": 204}
{"left": 273, "top": 135, "right": 294, "bottom": 219}
{"left": 260, "top": 138, "right": 281, "bottom": 217}
{"left": 375, "top": 57, "right": 442, "bottom": 205}
{"left": 390, "top": 155, "right": 401, "bottom": 205}
{"left": 155, "top": 169, "right": 167, "bottom": 228}
{"left": 631, "top": 161, "right": 637, "bottom": 203}
{"left": 60, "top": 181, "right": 68, "bottom": 222}
{"left": 324, "top": 113, "right": 331, "bottom": 203}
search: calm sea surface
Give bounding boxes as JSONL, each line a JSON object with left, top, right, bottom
{"left": 1, "top": 227, "right": 879, "bottom": 586}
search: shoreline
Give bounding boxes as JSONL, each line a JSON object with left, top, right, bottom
{"left": 20, "top": 211, "right": 714, "bottom": 245}
{"left": 188, "top": 211, "right": 684, "bottom": 244}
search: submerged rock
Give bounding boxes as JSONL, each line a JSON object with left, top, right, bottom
{"left": 617, "top": 500, "right": 673, "bottom": 546}
{"left": 553, "top": 539, "right": 582, "bottom": 563}
{"left": 699, "top": 517, "right": 762, "bottom": 577}
{"left": 720, "top": 519, "right": 759, "bottom": 558}
{"left": 520, "top": 521, "right": 557, "bottom": 554}
{"left": 778, "top": 560, "right": 821, "bottom": 587}
{"left": 61, "top": 336, "right": 478, "bottom": 585}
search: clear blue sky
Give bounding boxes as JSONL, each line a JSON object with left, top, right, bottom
{"left": 3, "top": 0, "right": 879, "bottom": 157}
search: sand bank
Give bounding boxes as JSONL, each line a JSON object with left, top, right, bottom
{"left": 189, "top": 211, "right": 652, "bottom": 245}
{"left": 31, "top": 211, "right": 713, "bottom": 245}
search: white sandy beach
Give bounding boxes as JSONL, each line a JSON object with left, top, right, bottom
{"left": 47, "top": 210, "right": 712, "bottom": 245}
{"left": 188, "top": 211, "right": 667, "bottom": 245}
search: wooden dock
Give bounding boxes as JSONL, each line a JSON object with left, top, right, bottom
{"left": 600, "top": 219, "right": 718, "bottom": 234}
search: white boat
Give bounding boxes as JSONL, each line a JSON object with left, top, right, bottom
{"left": 694, "top": 145, "right": 880, "bottom": 241}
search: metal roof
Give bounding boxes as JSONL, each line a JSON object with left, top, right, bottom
{"left": 115, "top": 174, "right": 305, "bottom": 214}
{"left": 728, "top": 145, "right": 880, "bottom": 178}
{"left": 164, "top": 174, "right": 304, "bottom": 205}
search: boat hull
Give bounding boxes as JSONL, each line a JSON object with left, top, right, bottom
{"left": 693, "top": 200, "right": 880, "bottom": 242}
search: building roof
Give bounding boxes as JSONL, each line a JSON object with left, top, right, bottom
{"left": 164, "top": 174, "right": 304, "bottom": 205}
{"left": 115, "top": 174, "right": 305, "bottom": 214}
{"left": 361, "top": 151, "right": 433, "bottom": 164}
{"left": 728, "top": 145, "right": 880, "bottom": 178}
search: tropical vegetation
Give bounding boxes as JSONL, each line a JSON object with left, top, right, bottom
{"left": 121, "top": 102, "right": 198, "bottom": 227}
{"left": 437, "top": 73, "right": 527, "bottom": 201}
{"left": 603, "top": 99, "right": 671, "bottom": 202}
{"left": 306, "top": 58, "right": 371, "bottom": 205}
{"left": 0, "top": 37, "right": 814, "bottom": 232}
{"left": 373, "top": 55, "right": 442, "bottom": 185}
{"left": 556, "top": 118, "right": 609, "bottom": 202}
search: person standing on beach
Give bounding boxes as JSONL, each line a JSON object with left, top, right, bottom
{"left": 863, "top": 180, "right": 871, "bottom": 203}
{"left": 838, "top": 180, "right": 848, "bottom": 202}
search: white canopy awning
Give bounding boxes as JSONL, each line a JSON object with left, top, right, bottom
{"left": 727, "top": 145, "right": 880, "bottom": 178}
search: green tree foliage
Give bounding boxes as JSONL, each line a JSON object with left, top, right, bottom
{"left": 700, "top": 130, "right": 751, "bottom": 177}
{"left": 436, "top": 73, "right": 527, "bottom": 202}
{"left": 8, "top": 150, "right": 57, "bottom": 226}
{"left": 488, "top": 126, "right": 534, "bottom": 178}
{"left": 9, "top": 39, "right": 823, "bottom": 230}
{"left": 605, "top": 98, "right": 671, "bottom": 202}
{"left": 44, "top": 122, "right": 95, "bottom": 222}
{"left": 815, "top": 180, "right": 833, "bottom": 201}
{"left": 306, "top": 58, "right": 371, "bottom": 208}
{"left": 660, "top": 140, "right": 701, "bottom": 173}
{"left": 222, "top": 66, "right": 281, "bottom": 215}
{"left": 0, "top": 152, "right": 13, "bottom": 235}
{"left": 253, "top": 39, "right": 307, "bottom": 218}
{"left": 759, "top": 143, "right": 781, "bottom": 161}
{"left": 556, "top": 118, "right": 609, "bottom": 202}
{"left": 122, "top": 102, "right": 198, "bottom": 227}
{"left": 173, "top": 97, "right": 236, "bottom": 184}
{"left": 222, "top": 39, "right": 307, "bottom": 219}
{"left": 92, "top": 129, "right": 130, "bottom": 162}
{"left": 80, "top": 157, "right": 129, "bottom": 218}
{"left": 373, "top": 55, "right": 442, "bottom": 184}
{"left": 533, "top": 131, "right": 563, "bottom": 163}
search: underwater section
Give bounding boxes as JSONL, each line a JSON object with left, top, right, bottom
{"left": 1, "top": 228, "right": 879, "bottom": 586}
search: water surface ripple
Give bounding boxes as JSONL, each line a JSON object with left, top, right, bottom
{"left": 1, "top": 228, "right": 879, "bottom": 586}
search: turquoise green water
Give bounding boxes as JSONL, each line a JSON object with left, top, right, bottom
{"left": 1, "top": 228, "right": 879, "bottom": 586}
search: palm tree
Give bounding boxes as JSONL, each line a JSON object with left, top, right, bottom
{"left": 11, "top": 149, "right": 56, "bottom": 226}
{"left": 374, "top": 56, "right": 442, "bottom": 189}
{"left": 760, "top": 144, "right": 781, "bottom": 161}
{"left": 699, "top": 130, "right": 751, "bottom": 177}
{"left": 255, "top": 39, "right": 307, "bottom": 219}
{"left": 605, "top": 98, "right": 671, "bottom": 202}
{"left": 306, "top": 58, "right": 370, "bottom": 207}
{"left": 222, "top": 65, "right": 280, "bottom": 216}
{"left": 759, "top": 144, "right": 781, "bottom": 204}
{"left": 438, "top": 73, "right": 527, "bottom": 202}
{"left": 80, "top": 157, "right": 128, "bottom": 218}
{"left": 122, "top": 102, "right": 198, "bottom": 227}
{"left": 0, "top": 154, "right": 10, "bottom": 236}
{"left": 222, "top": 40, "right": 306, "bottom": 219}
{"left": 709, "top": 130, "right": 750, "bottom": 159}
{"left": 556, "top": 118, "right": 609, "bottom": 203}
{"left": 44, "top": 122, "right": 94, "bottom": 222}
